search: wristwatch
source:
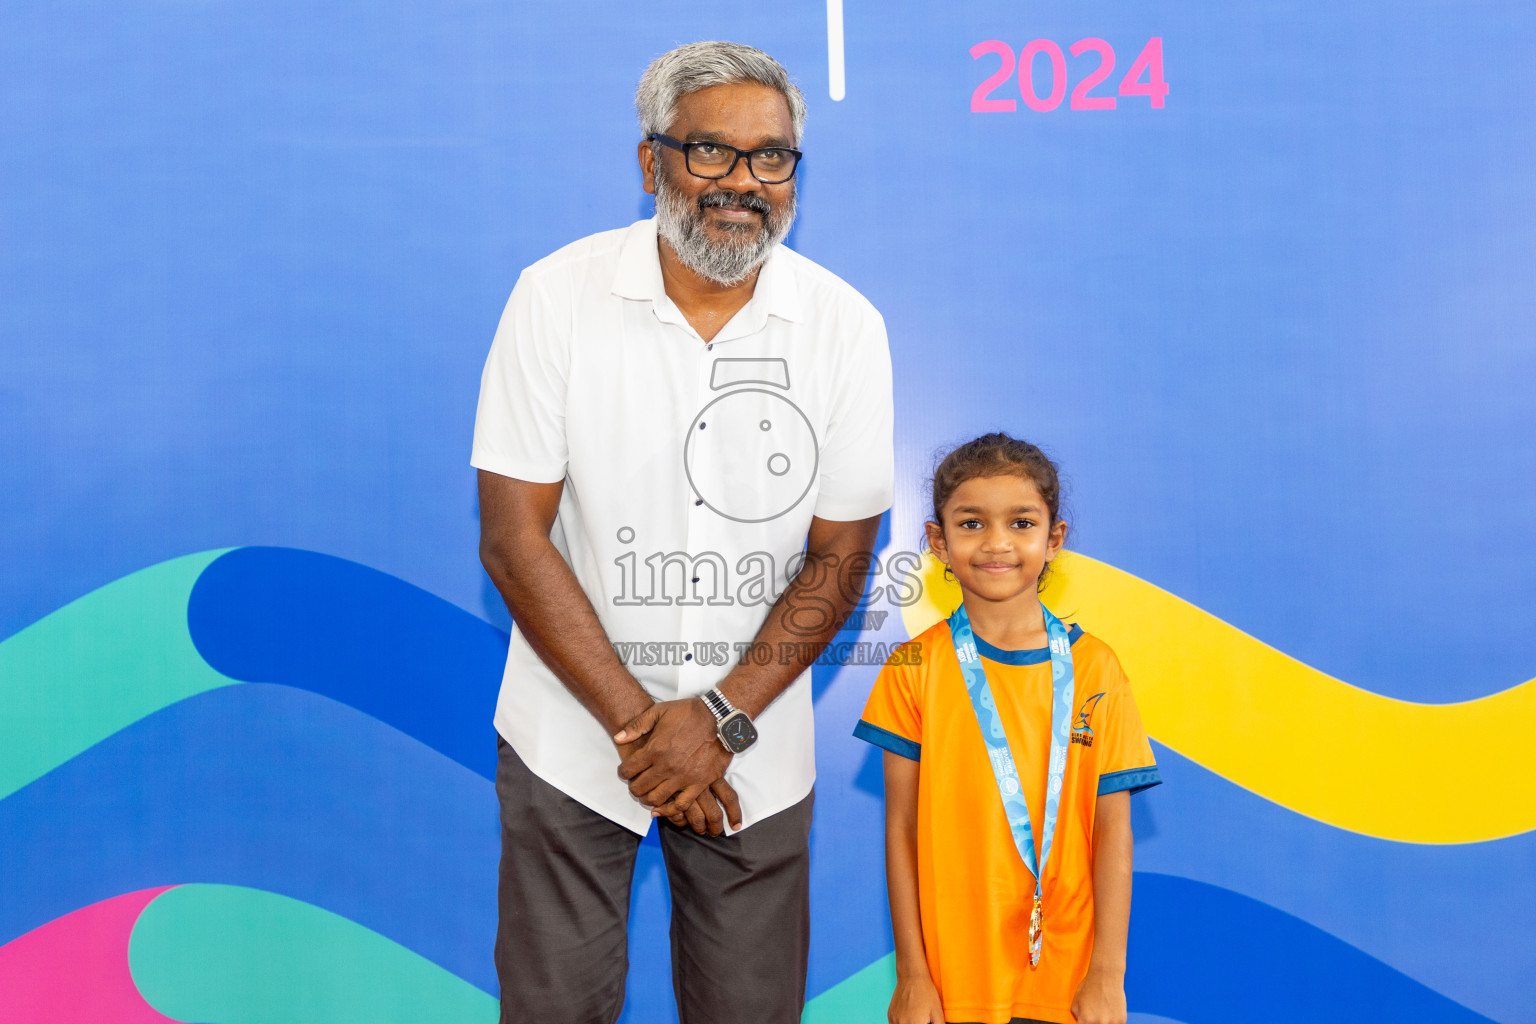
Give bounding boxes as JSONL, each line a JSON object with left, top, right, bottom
{"left": 701, "top": 687, "right": 758, "bottom": 754}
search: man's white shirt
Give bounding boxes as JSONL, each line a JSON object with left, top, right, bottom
{"left": 472, "top": 218, "right": 894, "bottom": 834}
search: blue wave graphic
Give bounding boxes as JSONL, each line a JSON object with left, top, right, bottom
{"left": 188, "top": 547, "right": 509, "bottom": 780}
{"left": 1128, "top": 873, "right": 1495, "bottom": 1023}
{"left": 4, "top": 546, "right": 1526, "bottom": 1022}
{"left": 174, "top": 547, "right": 1536, "bottom": 1020}
{"left": 0, "top": 684, "right": 498, "bottom": 993}
{"left": 1132, "top": 744, "right": 1536, "bottom": 1024}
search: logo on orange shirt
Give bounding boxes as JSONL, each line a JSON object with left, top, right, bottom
{"left": 1071, "top": 692, "right": 1106, "bottom": 747}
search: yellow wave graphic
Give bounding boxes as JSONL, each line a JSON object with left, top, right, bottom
{"left": 901, "top": 550, "right": 1536, "bottom": 844}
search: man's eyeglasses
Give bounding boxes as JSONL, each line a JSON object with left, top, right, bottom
{"left": 648, "top": 134, "right": 802, "bottom": 185}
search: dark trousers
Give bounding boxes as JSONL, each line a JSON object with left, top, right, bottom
{"left": 494, "top": 738, "right": 813, "bottom": 1024}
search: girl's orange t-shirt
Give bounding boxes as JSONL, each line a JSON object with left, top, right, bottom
{"left": 856, "top": 619, "right": 1161, "bottom": 1024}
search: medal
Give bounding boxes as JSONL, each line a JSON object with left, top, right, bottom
{"left": 1029, "top": 895, "right": 1044, "bottom": 967}
{"left": 949, "top": 602, "right": 1074, "bottom": 971}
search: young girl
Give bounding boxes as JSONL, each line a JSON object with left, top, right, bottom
{"left": 855, "top": 433, "right": 1161, "bottom": 1024}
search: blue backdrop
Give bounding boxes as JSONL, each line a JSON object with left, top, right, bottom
{"left": 2, "top": 2, "right": 1533, "bottom": 1022}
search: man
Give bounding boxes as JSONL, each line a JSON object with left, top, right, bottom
{"left": 472, "top": 40, "right": 894, "bottom": 1024}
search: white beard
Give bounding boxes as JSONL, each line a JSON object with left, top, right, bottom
{"left": 653, "top": 169, "right": 797, "bottom": 286}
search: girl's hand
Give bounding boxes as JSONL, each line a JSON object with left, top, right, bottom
{"left": 888, "top": 975, "right": 946, "bottom": 1024}
{"left": 1070, "top": 965, "right": 1127, "bottom": 1024}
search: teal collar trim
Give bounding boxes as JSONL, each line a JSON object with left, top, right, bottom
{"left": 973, "top": 622, "right": 1085, "bottom": 665}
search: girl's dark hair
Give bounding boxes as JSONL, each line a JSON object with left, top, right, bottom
{"left": 930, "top": 432, "right": 1067, "bottom": 586}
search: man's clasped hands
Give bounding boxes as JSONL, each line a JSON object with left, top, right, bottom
{"left": 612, "top": 697, "right": 743, "bottom": 837}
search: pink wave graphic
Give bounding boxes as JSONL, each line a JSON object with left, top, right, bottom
{"left": 0, "top": 887, "right": 180, "bottom": 1024}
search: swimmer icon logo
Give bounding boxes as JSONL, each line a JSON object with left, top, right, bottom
{"left": 685, "top": 358, "right": 819, "bottom": 523}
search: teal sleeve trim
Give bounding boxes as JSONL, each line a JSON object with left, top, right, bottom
{"left": 1098, "top": 765, "right": 1163, "bottom": 796}
{"left": 854, "top": 720, "right": 920, "bottom": 761}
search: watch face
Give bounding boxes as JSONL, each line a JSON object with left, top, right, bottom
{"left": 720, "top": 712, "right": 758, "bottom": 753}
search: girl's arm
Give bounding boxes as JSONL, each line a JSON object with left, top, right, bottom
{"left": 1071, "top": 789, "right": 1132, "bottom": 1024}
{"left": 884, "top": 751, "right": 946, "bottom": 1024}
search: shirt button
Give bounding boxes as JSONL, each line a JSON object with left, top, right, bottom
{"left": 685, "top": 652, "right": 693, "bottom": 661}
{"left": 694, "top": 498, "right": 703, "bottom": 506}
{"left": 692, "top": 577, "right": 700, "bottom": 584}
{"left": 698, "top": 422, "right": 706, "bottom": 430}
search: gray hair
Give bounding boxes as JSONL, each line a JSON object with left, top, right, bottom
{"left": 637, "top": 41, "right": 807, "bottom": 145}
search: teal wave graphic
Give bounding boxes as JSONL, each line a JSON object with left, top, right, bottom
{"left": 128, "top": 884, "right": 496, "bottom": 1024}
{"left": 0, "top": 550, "right": 235, "bottom": 800}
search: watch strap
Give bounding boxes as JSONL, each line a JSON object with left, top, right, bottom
{"left": 700, "top": 687, "right": 735, "bottom": 722}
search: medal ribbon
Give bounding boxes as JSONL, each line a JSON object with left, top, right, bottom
{"left": 948, "top": 602, "right": 1074, "bottom": 967}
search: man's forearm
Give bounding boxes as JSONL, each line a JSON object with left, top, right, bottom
{"left": 717, "top": 514, "right": 882, "bottom": 718}
{"left": 482, "top": 532, "right": 652, "bottom": 735}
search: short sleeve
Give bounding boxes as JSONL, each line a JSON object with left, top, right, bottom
{"left": 470, "top": 270, "right": 571, "bottom": 484}
{"left": 812, "top": 304, "right": 894, "bottom": 522}
{"left": 854, "top": 643, "right": 923, "bottom": 761}
{"left": 1094, "top": 678, "right": 1162, "bottom": 796}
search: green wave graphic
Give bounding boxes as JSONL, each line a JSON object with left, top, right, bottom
{"left": 802, "top": 953, "right": 894, "bottom": 1023}
{"left": 128, "top": 884, "right": 497, "bottom": 1024}
{"left": 0, "top": 550, "right": 236, "bottom": 800}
